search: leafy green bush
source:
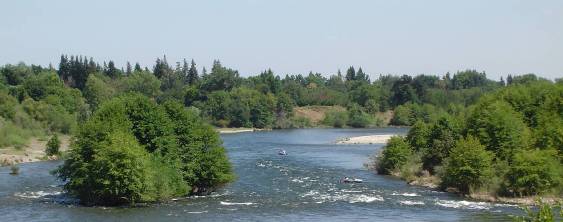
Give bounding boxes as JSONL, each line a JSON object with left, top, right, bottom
{"left": 441, "top": 137, "right": 494, "bottom": 194}
{"left": 0, "top": 92, "right": 17, "bottom": 119}
{"left": 45, "top": 134, "right": 61, "bottom": 156}
{"left": 504, "top": 149, "right": 561, "bottom": 196}
{"left": 376, "top": 136, "right": 412, "bottom": 175}
{"left": 0, "top": 118, "right": 33, "bottom": 148}
{"left": 347, "top": 104, "right": 373, "bottom": 128}
{"left": 512, "top": 199, "right": 562, "bottom": 222}
{"left": 291, "top": 116, "right": 312, "bottom": 128}
{"left": 322, "top": 110, "right": 348, "bottom": 128}
{"left": 391, "top": 104, "right": 412, "bottom": 126}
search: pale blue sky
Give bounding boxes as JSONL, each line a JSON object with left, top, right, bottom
{"left": 1, "top": 0, "right": 562, "bottom": 80}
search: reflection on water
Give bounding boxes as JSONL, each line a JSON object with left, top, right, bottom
{"left": 0, "top": 128, "right": 520, "bottom": 221}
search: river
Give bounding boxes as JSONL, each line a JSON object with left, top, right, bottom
{"left": 0, "top": 128, "right": 521, "bottom": 221}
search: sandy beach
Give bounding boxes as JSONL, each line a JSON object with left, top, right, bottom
{"left": 336, "top": 134, "right": 398, "bottom": 144}
{"left": 0, "top": 136, "right": 70, "bottom": 166}
{"left": 216, "top": 128, "right": 265, "bottom": 134}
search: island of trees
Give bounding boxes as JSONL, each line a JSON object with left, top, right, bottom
{"left": 1, "top": 54, "right": 561, "bottom": 205}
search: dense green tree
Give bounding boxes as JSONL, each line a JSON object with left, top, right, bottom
{"left": 466, "top": 100, "right": 530, "bottom": 160}
{"left": 119, "top": 71, "right": 162, "bottom": 98}
{"left": 422, "top": 116, "right": 461, "bottom": 171}
{"left": 83, "top": 75, "right": 114, "bottom": 110}
{"left": 0, "top": 92, "right": 17, "bottom": 119}
{"left": 376, "top": 136, "right": 412, "bottom": 175}
{"left": 441, "top": 137, "right": 494, "bottom": 194}
{"left": 200, "top": 60, "right": 240, "bottom": 92}
{"left": 504, "top": 149, "right": 561, "bottom": 196}
{"left": 391, "top": 75, "right": 419, "bottom": 106}
{"left": 406, "top": 121, "right": 430, "bottom": 152}
{"left": 104, "top": 61, "right": 121, "bottom": 78}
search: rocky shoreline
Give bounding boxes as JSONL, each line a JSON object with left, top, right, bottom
{"left": 404, "top": 174, "right": 561, "bottom": 205}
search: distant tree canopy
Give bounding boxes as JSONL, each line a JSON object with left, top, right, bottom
{"left": 0, "top": 55, "right": 551, "bottom": 138}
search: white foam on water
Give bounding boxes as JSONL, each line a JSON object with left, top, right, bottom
{"left": 14, "top": 191, "right": 61, "bottom": 199}
{"left": 302, "top": 190, "right": 383, "bottom": 203}
{"left": 220, "top": 201, "right": 255, "bottom": 206}
{"left": 291, "top": 178, "right": 304, "bottom": 183}
{"left": 435, "top": 200, "right": 491, "bottom": 210}
{"left": 186, "top": 211, "right": 208, "bottom": 214}
{"left": 400, "top": 200, "right": 425, "bottom": 205}
{"left": 341, "top": 189, "right": 363, "bottom": 193}
{"left": 346, "top": 194, "right": 384, "bottom": 203}
{"left": 391, "top": 192, "right": 419, "bottom": 197}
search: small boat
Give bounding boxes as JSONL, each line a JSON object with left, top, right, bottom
{"left": 278, "top": 149, "right": 287, "bottom": 156}
{"left": 342, "top": 177, "right": 363, "bottom": 183}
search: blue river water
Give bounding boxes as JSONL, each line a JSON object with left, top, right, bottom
{"left": 0, "top": 128, "right": 521, "bottom": 221}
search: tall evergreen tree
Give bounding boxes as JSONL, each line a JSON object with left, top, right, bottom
{"left": 134, "top": 62, "right": 142, "bottom": 72}
{"left": 186, "top": 59, "right": 199, "bottom": 85}
{"left": 126, "top": 62, "right": 132, "bottom": 75}
{"left": 153, "top": 56, "right": 172, "bottom": 79}
{"left": 346, "top": 66, "right": 356, "bottom": 81}
{"left": 105, "top": 61, "right": 120, "bottom": 78}
{"left": 356, "top": 67, "right": 369, "bottom": 83}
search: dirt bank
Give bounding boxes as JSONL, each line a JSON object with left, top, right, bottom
{"left": 0, "top": 135, "right": 70, "bottom": 166}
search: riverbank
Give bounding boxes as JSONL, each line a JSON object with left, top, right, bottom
{"left": 336, "top": 134, "right": 397, "bottom": 144}
{"left": 403, "top": 174, "right": 561, "bottom": 205}
{"left": 0, "top": 135, "right": 70, "bottom": 166}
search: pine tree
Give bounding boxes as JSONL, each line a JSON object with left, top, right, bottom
{"left": 58, "top": 55, "right": 70, "bottom": 84}
{"left": 126, "top": 62, "right": 132, "bottom": 75}
{"left": 186, "top": 59, "right": 199, "bottom": 85}
{"left": 356, "top": 67, "right": 369, "bottom": 82}
{"left": 134, "top": 62, "right": 142, "bottom": 72}
{"left": 346, "top": 66, "right": 356, "bottom": 81}
{"left": 153, "top": 56, "right": 172, "bottom": 79}
{"left": 105, "top": 60, "right": 120, "bottom": 78}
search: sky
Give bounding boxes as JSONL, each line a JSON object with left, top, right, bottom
{"left": 1, "top": 0, "right": 562, "bottom": 80}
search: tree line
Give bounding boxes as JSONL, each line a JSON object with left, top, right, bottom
{"left": 1, "top": 55, "right": 556, "bottom": 148}
{"left": 375, "top": 79, "right": 562, "bottom": 198}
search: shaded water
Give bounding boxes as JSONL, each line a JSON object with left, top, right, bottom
{"left": 0, "top": 128, "right": 520, "bottom": 221}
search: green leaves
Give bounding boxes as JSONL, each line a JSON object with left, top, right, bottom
{"left": 45, "top": 134, "right": 61, "bottom": 156}
{"left": 376, "top": 136, "right": 412, "bottom": 175}
{"left": 441, "top": 136, "right": 493, "bottom": 194}
{"left": 505, "top": 150, "right": 561, "bottom": 196}
{"left": 57, "top": 94, "right": 234, "bottom": 205}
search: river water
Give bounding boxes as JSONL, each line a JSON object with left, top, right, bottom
{"left": 0, "top": 128, "right": 521, "bottom": 221}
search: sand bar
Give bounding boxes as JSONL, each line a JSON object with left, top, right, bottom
{"left": 336, "top": 134, "right": 398, "bottom": 144}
